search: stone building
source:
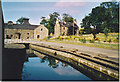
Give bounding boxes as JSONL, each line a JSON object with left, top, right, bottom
{"left": 4, "top": 18, "right": 48, "bottom": 40}
{"left": 54, "top": 19, "right": 79, "bottom": 37}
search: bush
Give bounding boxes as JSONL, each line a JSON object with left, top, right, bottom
{"left": 98, "top": 40, "right": 100, "bottom": 44}
{"left": 80, "top": 38, "right": 86, "bottom": 43}
{"left": 58, "top": 36, "right": 64, "bottom": 40}
{"left": 104, "top": 41, "right": 106, "bottom": 42}
{"left": 108, "top": 39, "right": 111, "bottom": 43}
{"left": 89, "top": 39, "right": 95, "bottom": 43}
{"left": 113, "top": 39, "right": 119, "bottom": 43}
{"left": 95, "top": 38, "right": 99, "bottom": 41}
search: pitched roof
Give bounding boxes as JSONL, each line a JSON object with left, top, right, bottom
{"left": 4, "top": 23, "right": 39, "bottom": 30}
{"left": 59, "top": 22, "right": 78, "bottom": 28}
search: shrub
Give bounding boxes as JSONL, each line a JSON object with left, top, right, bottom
{"left": 108, "top": 39, "right": 111, "bottom": 43}
{"left": 58, "top": 36, "right": 63, "bottom": 40}
{"left": 80, "top": 38, "right": 86, "bottom": 43}
{"left": 95, "top": 38, "right": 99, "bottom": 41}
{"left": 98, "top": 40, "right": 100, "bottom": 44}
{"left": 104, "top": 41, "right": 106, "bottom": 42}
{"left": 65, "top": 36, "right": 71, "bottom": 40}
{"left": 113, "top": 39, "right": 119, "bottom": 43}
{"left": 89, "top": 39, "right": 95, "bottom": 43}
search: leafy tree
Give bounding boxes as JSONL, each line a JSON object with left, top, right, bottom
{"left": 40, "top": 12, "right": 60, "bottom": 35}
{"left": 62, "top": 13, "right": 74, "bottom": 23}
{"left": 41, "top": 16, "right": 46, "bottom": 19}
{"left": 90, "top": 6, "right": 106, "bottom": 39}
{"left": 16, "top": 17, "right": 24, "bottom": 24}
{"left": 81, "top": 2, "right": 119, "bottom": 39}
{"left": 49, "top": 12, "right": 60, "bottom": 34}
{"left": 81, "top": 16, "right": 91, "bottom": 34}
{"left": 103, "top": 27, "right": 110, "bottom": 41}
{"left": 100, "top": 2, "right": 119, "bottom": 32}
{"left": 81, "top": 15, "right": 99, "bottom": 39}
{"left": 40, "top": 17, "right": 48, "bottom": 27}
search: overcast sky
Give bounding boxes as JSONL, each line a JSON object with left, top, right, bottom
{"left": 1, "top": 0, "right": 115, "bottom": 27}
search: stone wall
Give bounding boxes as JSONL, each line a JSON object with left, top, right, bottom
{"left": 61, "top": 26, "right": 68, "bottom": 36}
{"left": 54, "top": 20, "right": 61, "bottom": 37}
{"left": 5, "top": 29, "right": 34, "bottom": 40}
{"left": 34, "top": 25, "right": 48, "bottom": 39}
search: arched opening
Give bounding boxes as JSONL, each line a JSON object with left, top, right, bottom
{"left": 6, "top": 35, "right": 9, "bottom": 39}
{"left": 11, "top": 35, "right": 13, "bottom": 38}
{"left": 27, "top": 37, "right": 29, "bottom": 39}
{"left": 41, "top": 28, "right": 43, "bottom": 31}
{"left": 37, "top": 35, "right": 40, "bottom": 39}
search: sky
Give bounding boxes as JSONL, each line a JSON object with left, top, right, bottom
{"left": 1, "top": 0, "right": 114, "bottom": 27}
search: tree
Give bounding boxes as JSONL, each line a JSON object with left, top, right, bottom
{"left": 81, "top": 15, "right": 99, "bottom": 39}
{"left": 16, "top": 17, "right": 24, "bottom": 24}
{"left": 49, "top": 12, "right": 60, "bottom": 34}
{"left": 90, "top": 6, "right": 106, "bottom": 39}
{"left": 103, "top": 27, "right": 110, "bottom": 41}
{"left": 40, "top": 17, "right": 48, "bottom": 27}
{"left": 81, "top": 2, "right": 119, "bottom": 39}
{"left": 62, "top": 13, "right": 74, "bottom": 23}
{"left": 100, "top": 2, "right": 119, "bottom": 32}
{"left": 40, "top": 12, "right": 60, "bottom": 35}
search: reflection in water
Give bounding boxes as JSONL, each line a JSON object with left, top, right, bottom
{"left": 3, "top": 47, "right": 116, "bottom": 81}
{"left": 22, "top": 56, "right": 91, "bottom": 80}
{"left": 41, "top": 56, "right": 62, "bottom": 68}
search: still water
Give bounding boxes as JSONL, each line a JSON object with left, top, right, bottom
{"left": 3, "top": 48, "right": 116, "bottom": 81}
{"left": 22, "top": 56, "right": 91, "bottom": 80}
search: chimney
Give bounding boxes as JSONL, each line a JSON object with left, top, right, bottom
{"left": 22, "top": 18, "right": 30, "bottom": 25}
{"left": 8, "top": 21, "right": 13, "bottom": 25}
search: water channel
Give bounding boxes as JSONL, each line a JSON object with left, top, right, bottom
{"left": 2, "top": 46, "right": 116, "bottom": 81}
{"left": 22, "top": 56, "right": 91, "bottom": 80}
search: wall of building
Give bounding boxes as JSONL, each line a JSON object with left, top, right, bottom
{"left": 34, "top": 25, "right": 48, "bottom": 39}
{"left": 5, "top": 29, "right": 34, "bottom": 40}
{"left": 61, "top": 26, "right": 68, "bottom": 36}
{"left": 54, "top": 20, "right": 61, "bottom": 37}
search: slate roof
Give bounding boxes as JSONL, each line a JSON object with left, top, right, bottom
{"left": 4, "top": 23, "right": 39, "bottom": 30}
{"left": 59, "top": 22, "right": 78, "bottom": 28}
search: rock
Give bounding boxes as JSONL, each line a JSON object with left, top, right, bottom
{"left": 98, "top": 54, "right": 108, "bottom": 58}
{"left": 71, "top": 48, "right": 78, "bottom": 53}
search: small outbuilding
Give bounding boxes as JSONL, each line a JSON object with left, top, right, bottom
{"left": 4, "top": 18, "right": 48, "bottom": 40}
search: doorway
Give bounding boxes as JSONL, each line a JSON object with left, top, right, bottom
{"left": 37, "top": 35, "right": 40, "bottom": 39}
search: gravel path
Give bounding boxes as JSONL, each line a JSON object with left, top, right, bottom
{"left": 38, "top": 41, "right": 119, "bottom": 62}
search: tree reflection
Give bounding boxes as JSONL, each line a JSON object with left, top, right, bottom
{"left": 40, "top": 56, "right": 59, "bottom": 68}
{"left": 61, "top": 62, "right": 68, "bottom": 67}
{"left": 40, "top": 56, "right": 69, "bottom": 68}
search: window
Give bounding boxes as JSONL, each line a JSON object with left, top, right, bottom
{"left": 27, "top": 33, "right": 29, "bottom": 35}
{"left": 6, "top": 35, "right": 9, "bottom": 39}
{"left": 11, "top": 35, "right": 13, "bottom": 37}
{"left": 27, "top": 37, "right": 29, "bottom": 39}
{"left": 41, "top": 28, "right": 43, "bottom": 31}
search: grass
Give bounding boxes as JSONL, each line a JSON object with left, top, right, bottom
{"left": 45, "top": 40, "right": 118, "bottom": 50}
{"left": 42, "top": 33, "right": 119, "bottom": 50}
{"left": 96, "top": 33, "right": 119, "bottom": 42}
